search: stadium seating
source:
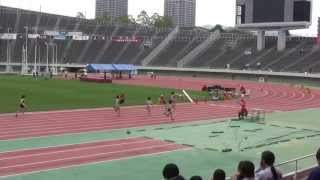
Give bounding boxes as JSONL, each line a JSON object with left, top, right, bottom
{"left": 1, "top": 5, "right": 320, "bottom": 73}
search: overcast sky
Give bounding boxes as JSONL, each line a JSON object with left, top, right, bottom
{"left": 0, "top": 0, "right": 318, "bottom": 36}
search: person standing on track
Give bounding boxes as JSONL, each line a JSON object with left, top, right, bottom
{"left": 238, "top": 99, "right": 248, "bottom": 120}
{"left": 146, "top": 97, "right": 153, "bottom": 116}
{"left": 164, "top": 100, "right": 175, "bottom": 122}
{"left": 113, "top": 95, "right": 121, "bottom": 117}
{"left": 16, "top": 95, "right": 26, "bottom": 117}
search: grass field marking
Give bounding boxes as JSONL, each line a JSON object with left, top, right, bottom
{"left": 0, "top": 145, "right": 192, "bottom": 178}
{"left": 0, "top": 138, "right": 156, "bottom": 161}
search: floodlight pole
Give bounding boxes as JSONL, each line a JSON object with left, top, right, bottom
{"left": 6, "top": 28, "right": 12, "bottom": 73}
{"left": 52, "top": 43, "right": 54, "bottom": 73}
{"left": 55, "top": 44, "right": 58, "bottom": 74}
{"left": 34, "top": 38, "right": 37, "bottom": 73}
{"left": 24, "top": 26, "right": 29, "bottom": 74}
{"left": 45, "top": 42, "right": 49, "bottom": 73}
{"left": 0, "top": 26, "right": 2, "bottom": 64}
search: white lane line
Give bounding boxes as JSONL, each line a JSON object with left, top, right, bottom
{"left": 0, "top": 148, "right": 191, "bottom": 178}
{"left": 0, "top": 144, "right": 190, "bottom": 172}
{"left": 0, "top": 139, "right": 156, "bottom": 161}
{"left": 0, "top": 137, "right": 143, "bottom": 155}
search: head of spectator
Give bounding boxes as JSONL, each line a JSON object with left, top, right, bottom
{"left": 190, "top": 175, "right": 202, "bottom": 180}
{"left": 237, "top": 161, "right": 255, "bottom": 180}
{"left": 213, "top": 169, "right": 226, "bottom": 180}
{"left": 163, "top": 163, "right": 185, "bottom": 180}
{"left": 261, "top": 151, "right": 279, "bottom": 179}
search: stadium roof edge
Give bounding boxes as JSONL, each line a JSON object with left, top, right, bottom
{"left": 0, "top": 5, "right": 93, "bottom": 21}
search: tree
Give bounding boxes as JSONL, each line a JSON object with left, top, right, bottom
{"left": 136, "top": 10, "right": 151, "bottom": 26}
{"left": 210, "top": 24, "right": 225, "bottom": 32}
{"left": 150, "top": 13, "right": 174, "bottom": 28}
{"left": 76, "top": 12, "right": 86, "bottom": 19}
{"left": 95, "top": 12, "right": 112, "bottom": 25}
{"left": 116, "top": 15, "right": 136, "bottom": 25}
{"left": 128, "top": 15, "right": 137, "bottom": 24}
{"left": 150, "top": 13, "right": 161, "bottom": 25}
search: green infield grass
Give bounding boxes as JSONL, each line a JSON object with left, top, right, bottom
{"left": 0, "top": 75, "right": 206, "bottom": 113}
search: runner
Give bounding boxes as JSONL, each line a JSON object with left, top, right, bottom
{"left": 170, "top": 92, "right": 177, "bottom": 110}
{"left": 119, "top": 94, "right": 125, "bottom": 105}
{"left": 164, "top": 100, "right": 175, "bottom": 122}
{"left": 146, "top": 97, "right": 153, "bottom": 116}
{"left": 16, "top": 95, "right": 26, "bottom": 117}
{"left": 113, "top": 96, "right": 121, "bottom": 117}
{"left": 159, "top": 94, "right": 166, "bottom": 105}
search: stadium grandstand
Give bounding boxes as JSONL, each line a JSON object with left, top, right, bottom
{"left": 1, "top": 5, "right": 320, "bottom": 74}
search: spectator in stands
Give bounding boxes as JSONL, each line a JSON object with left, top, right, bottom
{"left": 233, "top": 161, "right": 255, "bottom": 180}
{"left": 212, "top": 169, "right": 226, "bottom": 180}
{"left": 162, "top": 163, "right": 185, "bottom": 180}
{"left": 256, "top": 151, "right": 282, "bottom": 180}
{"left": 64, "top": 70, "right": 68, "bottom": 79}
{"left": 190, "top": 175, "right": 202, "bottom": 180}
{"left": 307, "top": 148, "right": 320, "bottom": 180}
{"left": 257, "top": 62, "right": 262, "bottom": 70}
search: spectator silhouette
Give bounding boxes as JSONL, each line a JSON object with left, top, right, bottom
{"left": 213, "top": 169, "right": 226, "bottom": 180}
{"left": 256, "top": 151, "right": 282, "bottom": 180}
{"left": 163, "top": 163, "right": 186, "bottom": 180}
{"left": 233, "top": 161, "right": 255, "bottom": 180}
{"left": 307, "top": 148, "right": 320, "bottom": 180}
{"left": 190, "top": 175, "right": 202, "bottom": 180}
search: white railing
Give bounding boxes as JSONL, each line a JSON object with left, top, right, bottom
{"left": 277, "top": 154, "right": 316, "bottom": 180}
{"left": 226, "top": 154, "right": 316, "bottom": 180}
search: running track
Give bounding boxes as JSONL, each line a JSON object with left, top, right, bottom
{"left": 1, "top": 75, "right": 320, "bottom": 177}
{"left": 0, "top": 137, "right": 189, "bottom": 176}
{"left": 0, "top": 75, "right": 320, "bottom": 141}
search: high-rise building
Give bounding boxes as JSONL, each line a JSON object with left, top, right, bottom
{"left": 95, "top": 0, "right": 128, "bottom": 19}
{"left": 164, "top": 0, "right": 196, "bottom": 27}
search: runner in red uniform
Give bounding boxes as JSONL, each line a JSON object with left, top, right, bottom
{"left": 238, "top": 99, "right": 248, "bottom": 120}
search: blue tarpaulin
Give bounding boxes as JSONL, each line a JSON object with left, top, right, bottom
{"left": 112, "top": 64, "right": 136, "bottom": 72}
{"left": 86, "top": 64, "right": 136, "bottom": 73}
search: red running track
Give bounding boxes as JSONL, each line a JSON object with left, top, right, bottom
{"left": 114, "top": 75, "right": 320, "bottom": 111}
{"left": 0, "top": 137, "right": 189, "bottom": 176}
{"left": 0, "top": 75, "right": 320, "bottom": 141}
{"left": 0, "top": 103, "right": 237, "bottom": 141}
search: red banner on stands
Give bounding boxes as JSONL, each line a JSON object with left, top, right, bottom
{"left": 112, "top": 36, "right": 143, "bottom": 43}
